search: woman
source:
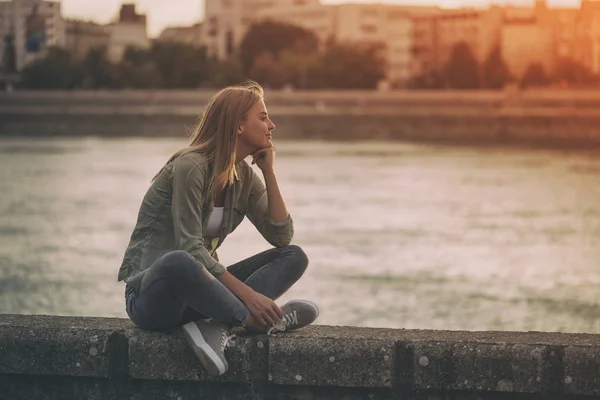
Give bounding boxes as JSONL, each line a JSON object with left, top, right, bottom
{"left": 117, "top": 81, "right": 319, "bottom": 377}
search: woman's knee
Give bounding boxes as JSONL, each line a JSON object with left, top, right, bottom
{"left": 285, "top": 245, "right": 309, "bottom": 272}
{"left": 162, "top": 250, "right": 205, "bottom": 278}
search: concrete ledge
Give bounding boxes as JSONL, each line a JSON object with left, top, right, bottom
{"left": 2, "top": 314, "right": 600, "bottom": 399}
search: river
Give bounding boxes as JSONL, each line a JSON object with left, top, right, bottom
{"left": 1, "top": 137, "right": 599, "bottom": 333}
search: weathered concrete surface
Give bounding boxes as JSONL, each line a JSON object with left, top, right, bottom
{"left": 269, "top": 337, "right": 395, "bottom": 388}
{"left": 3, "top": 314, "right": 600, "bottom": 399}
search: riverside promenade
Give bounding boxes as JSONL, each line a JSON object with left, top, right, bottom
{"left": 2, "top": 89, "right": 600, "bottom": 147}
{"left": 2, "top": 314, "right": 600, "bottom": 399}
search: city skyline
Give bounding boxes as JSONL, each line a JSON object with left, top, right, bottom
{"left": 62, "top": 0, "right": 581, "bottom": 37}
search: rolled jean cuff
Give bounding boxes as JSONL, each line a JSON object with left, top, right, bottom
{"left": 232, "top": 307, "right": 251, "bottom": 328}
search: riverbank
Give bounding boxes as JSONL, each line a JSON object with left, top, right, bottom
{"left": 2, "top": 89, "right": 600, "bottom": 148}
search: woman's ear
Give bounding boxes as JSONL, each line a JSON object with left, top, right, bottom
{"left": 237, "top": 124, "right": 244, "bottom": 136}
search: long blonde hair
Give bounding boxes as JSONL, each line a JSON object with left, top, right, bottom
{"left": 153, "top": 81, "right": 264, "bottom": 190}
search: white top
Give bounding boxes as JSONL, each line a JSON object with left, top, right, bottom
{"left": 204, "top": 207, "right": 224, "bottom": 237}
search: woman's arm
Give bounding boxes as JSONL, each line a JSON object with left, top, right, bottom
{"left": 247, "top": 147, "right": 294, "bottom": 247}
{"left": 253, "top": 147, "right": 288, "bottom": 222}
{"left": 217, "top": 271, "right": 283, "bottom": 327}
{"left": 262, "top": 169, "right": 289, "bottom": 223}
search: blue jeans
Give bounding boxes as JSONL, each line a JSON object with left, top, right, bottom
{"left": 125, "top": 245, "right": 308, "bottom": 331}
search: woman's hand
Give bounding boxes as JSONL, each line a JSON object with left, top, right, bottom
{"left": 251, "top": 147, "right": 275, "bottom": 173}
{"left": 240, "top": 290, "right": 283, "bottom": 327}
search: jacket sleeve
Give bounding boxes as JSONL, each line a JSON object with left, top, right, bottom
{"left": 171, "top": 156, "right": 226, "bottom": 277}
{"left": 245, "top": 168, "right": 294, "bottom": 247}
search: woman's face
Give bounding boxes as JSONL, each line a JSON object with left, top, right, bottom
{"left": 238, "top": 99, "right": 275, "bottom": 153}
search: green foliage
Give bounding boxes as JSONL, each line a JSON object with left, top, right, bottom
{"left": 307, "top": 42, "right": 386, "bottom": 89}
{"left": 520, "top": 62, "right": 549, "bottom": 88}
{"left": 279, "top": 44, "right": 320, "bottom": 89}
{"left": 120, "top": 47, "right": 163, "bottom": 88}
{"left": 82, "top": 46, "right": 121, "bottom": 88}
{"left": 248, "top": 51, "right": 289, "bottom": 89}
{"left": 207, "top": 55, "right": 245, "bottom": 87}
{"left": 20, "top": 47, "right": 83, "bottom": 89}
{"left": 150, "top": 41, "right": 210, "bottom": 88}
{"left": 444, "top": 42, "right": 480, "bottom": 89}
{"left": 239, "top": 21, "right": 319, "bottom": 74}
{"left": 408, "top": 71, "right": 444, "bottom": 90}
{"left": 553, "top": 57, "right": 595, "bottom": 85}
{"left": 19, "top": 22, "right": 387, "bottom": 90}
{"left": 483, "top": 44, "right": 512, "bottom": 89}
{"left": 2, "top": 32, "right": 17, "bottom": 74}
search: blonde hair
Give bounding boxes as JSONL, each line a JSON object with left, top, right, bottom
{"left": 153, "top": 81, "right": 264, "bottom": 190}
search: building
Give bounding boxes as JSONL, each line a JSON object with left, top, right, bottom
{"left": 572, "top": 0, "right": 600, "bottom": 74}
{"left": 255, "top": 2, "right": 439, "bottom": 87}
{"left": 156, "top": 22, "right": 204, "bottom": 47}
{"left": 202, "top": 0, "right": 600, "bottom": 88}
{"left": 203, "top": 0, "right": 282, "bottom": 60}
{"left": 500, "top": 17, "right": 554, "bottom": 80}
{"left": 65, "top": 19, "right": 110, "bottom": 60}
{"left": 0, "top": 0, "right": 65, "bottom": 72}
{"left": 253, "top": 1, "right": 332, "bottom": 47}
{"left": 106, "top": 3, "right": 149, "bottom": 63}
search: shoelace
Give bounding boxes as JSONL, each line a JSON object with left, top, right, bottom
{"left": 221, "top": 331, "right": 236, "bottom": 351}
{"left": 266, "top": 310, "right": 299, "bottom": 335}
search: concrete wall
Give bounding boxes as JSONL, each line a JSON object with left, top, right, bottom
{"left": 2, "top": 314, "right": 600, "bottom": 399}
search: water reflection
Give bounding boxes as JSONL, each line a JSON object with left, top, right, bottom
{"left": 1, "top": 138, "right": 599, "bottom": 333}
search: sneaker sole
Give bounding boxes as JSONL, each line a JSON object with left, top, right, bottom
{"left": 182, "top": 322, "right": 227, "bottom": 377}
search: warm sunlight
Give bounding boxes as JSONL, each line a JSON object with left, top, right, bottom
{"left": 61, "top": 0, "right": 584, "bottom": 37}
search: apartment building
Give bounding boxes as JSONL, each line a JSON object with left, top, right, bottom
{"left": 0, "top": 0, "right": 65, "bottom": 71}
{"left": 106, "top": 4, "right": 149, "bottom": 63}
{"left": 65, "top": 19, "right": 111, "bottom": 60}
{"left": 256, "top": 2, "right": 437, "bottom": 87}
{"left": 203, "top": 0, "right": 290, "bottom": 59}
{"left": 157, "top": 23, "right": 204, "bottom": 47}
{"left": 573, "top": 0, "right": 600, "bottom": 74}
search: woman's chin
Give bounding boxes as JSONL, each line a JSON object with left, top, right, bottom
{"left": 260, "top": 140, "right": 273, "bottom": 149}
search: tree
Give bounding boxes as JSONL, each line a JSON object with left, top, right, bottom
{"left": 239, "top": 21, "right": 319, "bottom": 74}
{"left": 20, "top": 47, "right": 83, "bottom": 89}
{"left": 207, "top": 55, "right": 245, "bottom": 87}
{"left": 119, "top": 46, "right": 163, "bottom": 88}
{"left": 408, "top": 71, "right": 444, "bottom": 90}
{"left": 483, "top": 44, "right": 512, "bottom": 89}
{"left": 520, "top": 62, "right": 548, "bottom": 88}
{"left": 150, "top": 42, "right": 211, "bottom": 88}
{"left": 444, "top": 42, "right": 480, "bottom": 89}
{"left": 553, "top": 57, "right": 595, "bottom": 86}
{"left": 307, "top": 42, "right": 386, "bottom": 89}
{"left": 278, "top": 40, "right": 321, "bottom": 89}
{"left": 82, "top": 46, "right": 121, "bottom": 88}
{"left": 248, "top": 51, "right": 289, "bottom": 89}
{"left": 2, "top": 31, "right": 17, "bottom": 74}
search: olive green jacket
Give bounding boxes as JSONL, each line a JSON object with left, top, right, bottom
{"left": 117, "top": 152, "right": 294, "bottom": 291}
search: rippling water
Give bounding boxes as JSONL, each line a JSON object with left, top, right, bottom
{"left": 1, "top": 137, "right": 600, "bottom": 333}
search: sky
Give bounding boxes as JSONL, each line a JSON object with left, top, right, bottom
{"left": 61, "top": 0, "right": 581, "bottom": 38}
